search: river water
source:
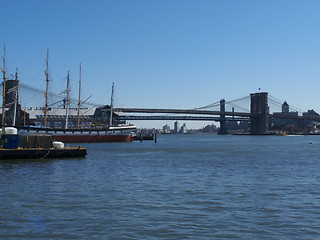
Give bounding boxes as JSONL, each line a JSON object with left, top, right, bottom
{"left": 1, "top": 134, "right": 320, "bottom": 239}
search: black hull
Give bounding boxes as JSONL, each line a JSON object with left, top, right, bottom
{"left": 0, "top": 148, "right": 87, "bottom": 160}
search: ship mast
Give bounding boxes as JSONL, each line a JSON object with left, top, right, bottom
{"left": 65, "top": 71, "right": 70, "bottom": 129}
{"left": 109, "top": 82, "right": 114, "bottom": 127}
{"left": 77, "top": 63, "right": 81, "bottom": 129}
{"left": 11, "top": 68, "right": 18, "bottom": 126}
{"left": 1, "top": 45, "right": 7, "bottom": 133}
{"left": 44, "top": 49, "right": 49, "bottom": 127}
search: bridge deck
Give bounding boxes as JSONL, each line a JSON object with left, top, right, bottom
{"left": 116, "top": 108, "right": 320, "bottom": 122}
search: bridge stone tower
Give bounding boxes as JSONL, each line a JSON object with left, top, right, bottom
{"left": 250, "top": 92, "right": 269, "bottom": 135}
{"left": 218, "top": 99, "right": 228, "bottom": 135}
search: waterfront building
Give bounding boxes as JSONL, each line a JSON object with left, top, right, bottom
{"left": 303, "top": 109, "right": 319, "bottom": 131}
{"left": 22, "top": 105, "right": 127, "bottom": 128}
{"left": 226, "top": 121, "right": 250, "bottom": 133}
{"left": 273, "top": 101, "right": 299, "bottom": 130}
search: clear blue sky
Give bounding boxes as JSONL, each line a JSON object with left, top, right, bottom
{"left": 1, "top": 0, "right": 320, "bottom": 128}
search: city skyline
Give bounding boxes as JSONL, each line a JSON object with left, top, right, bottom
{"left": 1, "top": 0, "right": 320, "bottom": 128}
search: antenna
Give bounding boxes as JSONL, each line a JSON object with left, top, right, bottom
{"left": 15, "top": 67, "right": 18, "bottom": 80}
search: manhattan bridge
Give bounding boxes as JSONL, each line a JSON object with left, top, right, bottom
{"left": 2, "top": 78, "right": 320, "bottom": 135}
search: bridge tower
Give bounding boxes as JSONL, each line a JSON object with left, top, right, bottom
{"left": 250, "top": 92, "right": 269, "bottom": 135}
{"left": 218, "top": 99, "right": 228, "bottom": 135}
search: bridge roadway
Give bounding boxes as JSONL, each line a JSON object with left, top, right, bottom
{"left": 269, "top": 114, "right": 320, "bottom": 121}
{"left": 115, "top": 108, "right": 253, "bottom": 117}
{"left": 119, "top": 115, "right": 249, "bottom": 121}
{"left": 116, "top": 108, "right": 320, "bottom": 122}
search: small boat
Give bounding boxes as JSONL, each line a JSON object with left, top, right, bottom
{"left": 0, "top": 127, "right": 87, "bottom": 160}
{"left": 275, "top": 131, "right": 287, "bottom": 136}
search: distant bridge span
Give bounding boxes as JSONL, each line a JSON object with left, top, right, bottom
{"left": 119, "top": 115, "right": 249, "bottom": 121}
{"left": 115, "top": 92, "right": 320, "bottom": 135}
{"left": 115, "top": 108, "right": 253, "bottom": 117}
{"left": 120, "top": 113, "right": 320, "bottom": 122}
{"left": 117, "top": 108, "right": 320, "bottom": 122}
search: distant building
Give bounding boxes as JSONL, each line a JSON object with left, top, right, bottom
{"left": 180, "top": 123, "right": 187, "bottom": 133}
{"left": 272, "top": 101, "right": 320, "bottom": 133}
{"left": 303, "top": 109, "right": 319, "bottom": 130}
{"left": 226, "top": 120, "right": 249, "bottom": 132}
{"left": 174, "top": 121, "right": 179, "bottom": 133}
{"left": 282, "top": 101, "right": 289, "bottom": 113}
{"left": 273, "top": 101, "right": 299, "bottom": 129}
{"left": 162, "top": 124, "right": 171, "bottom": 133}
{"left": 201, "top": 124, "right": 217, "bottom": 133}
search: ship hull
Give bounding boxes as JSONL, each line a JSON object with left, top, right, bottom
{"left": 52, "top": 134, "right": 133, "bottom": 143}
{"left": 0, "top": 148, "right": 87, "bottom": 159}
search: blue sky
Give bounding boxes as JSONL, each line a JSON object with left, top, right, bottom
{"left": 1, "top": 0, "right": 320, "bottom": 128}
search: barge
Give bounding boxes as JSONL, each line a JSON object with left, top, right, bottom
{"left": 0, "top": 127, "right": 87, "bottom": 160}
{"left": 0, "top": 147, "right": 86, "bottom": 159}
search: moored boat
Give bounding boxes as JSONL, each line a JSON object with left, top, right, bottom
{"left": 48, "top": 80, "right": 136, "bottom": 143}
{"left": 0, "top": 147, "right": 87, "bottom": 159}
{"left": 0, "top": 127, "right": 87, "bottom": 160}
{"left": 0, "top": 49, "right": 136, "bottom": 143}
{"left": 52, "top": 126, "right": 136, "bottom": 143}
{"left": 52, "top": 134, "right": 132, "bottom": 143}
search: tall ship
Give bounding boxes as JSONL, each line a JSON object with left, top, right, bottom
{"left": 0, "top": 50, "right": 137, "bottom": 143}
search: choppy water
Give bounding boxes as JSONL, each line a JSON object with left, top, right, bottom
{"left": 1, "top": 134, "right": 320, "bottom": 239}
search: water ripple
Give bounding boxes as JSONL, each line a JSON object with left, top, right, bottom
{"left": 1, "top": 135, "right": 320, "bottom": 239}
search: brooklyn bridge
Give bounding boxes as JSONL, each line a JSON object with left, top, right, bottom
{"left": 114, "top": 92, "right": 320, "bottom": 135}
